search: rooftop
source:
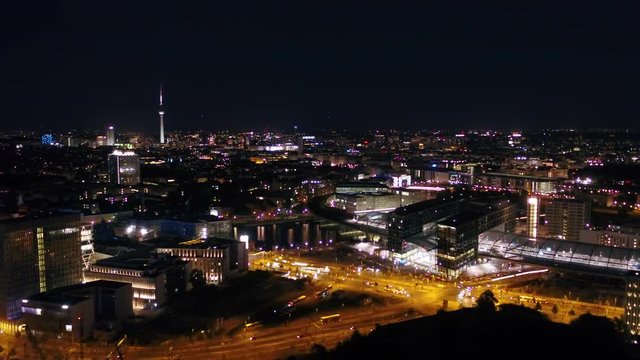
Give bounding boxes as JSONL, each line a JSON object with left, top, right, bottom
{"left": 24, "top": 280, "right": 131, "bottom": 306}
{"left": 336, "top": 182, "right": 389, "bottom": 188}
{"left": 132, "top": 212, "right": 223, "bottom": 223}
{"left": 27, "top": 292, "right": 88, "bottom": 306}
{"left": 110, "top": 150, "right": 137, "bottom": 156}
{"left": 483, "top": 172, "right": 562, "bottom": 181}
{"left": 392, "top": 193, "right": 466, "bottom": 215}
{"left": 92, "top": 250, "right": 184, "bottom": 272}
{"left": 0, "top": 210, "right": 80, "bottom": 225}
{"left": 145, "top": 236, "right": 241, "bottom": 250}
{"left": 337, "top": 192, "right": 397, "bottom": 198}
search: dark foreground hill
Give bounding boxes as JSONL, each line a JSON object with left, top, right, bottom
{"left": 313, "top": 304, "right": 639, "bottom": 360}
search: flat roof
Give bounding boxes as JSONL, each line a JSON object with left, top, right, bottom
{"left": 392, "top": 194, "right": 466, "bottom": 215}
{"left": 0, "top": 210, "right": 79, "bottom": 225}
{"left": 92, "top": 249, "right": 183, "bottom": 271}
{"left": 77, "top": 280, "right": 131, "bottom": 290}
{"left": 439, "top": 211, "right": 485, "bottom": 226}
{"left": 483, "top": 172, "right": 562, "bottom": 181}
{"left": 27, "top": 292, "right": 88, "bottom": 306}
{"left": 547, "top": 197, "right": 589, "bottom": 204}
{"left": 132, "top": 213, "right": 224, "bottom": 222}
{"left": 34, "top": 280, "right": 131, "bottom": 296}
{"left": 336, "top": 182, "right": 389, "bottom": 188}
{"left": 337, "top": 192, "right": 397, "bottom": 198}
{"left": 145, "top": 236, "right": 240, "bottom": 250}
{"left": 479, "top": 230, "right": 640, "bottom": 276}
{"left": 441, "top": 199, "right": 515, "bottom": 225}
{"left": 94, "top": 258, "right": 157, "bottom": 270}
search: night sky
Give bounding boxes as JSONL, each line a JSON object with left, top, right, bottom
{"left": 1, "top": 1, "right": 639, "bottom": 132}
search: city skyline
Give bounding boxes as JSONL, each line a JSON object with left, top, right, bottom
{"left": 1, "top": 2, "right": 639, "bottom": 132}
{"left": 2, "top": 2, "right": 640, "bottom": 358}
{"left": 0, "top": 96, "right": 639, "bottom": 357}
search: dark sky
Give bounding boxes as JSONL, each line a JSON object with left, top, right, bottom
{"left": 1, "top": 1, "right": 639, "bottom": 132}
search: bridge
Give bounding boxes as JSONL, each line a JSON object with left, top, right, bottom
{"left": 308, "top": 195, "right": 390, "bottom": 235}
{"left": 479, "top": 230, "right": 640, "bottom": 278}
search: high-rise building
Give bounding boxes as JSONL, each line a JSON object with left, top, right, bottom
{"left": 477, "top": 173, "right": 561, "bottom": 194}
{"left": 435, "top": 201, "right": 517, "bottom": 279}
{"left": 625, "top": 271, "right": 640, "bottom": 335}
{"left": 96, "top": 136, "right": 107, "bottom": 147}
{"left": 0, "top": 213, "right": 83, "bottom": 319}
{"left": 106, "top": 124, "right": 115, "bottom": 146}
{"left": 80, "top": 224, "right": 94, "bottom": 270}
{"left": 527, "top": 197, "right": 539, "bottom": 238}
{"left": 108, "top": 150, "right": 141, "bottom": 185}
{"left": 546, "top": 198, "right": 591, "bottom": 241}
{"left": 159, "top": 85, "right": 165, "bottom": 144}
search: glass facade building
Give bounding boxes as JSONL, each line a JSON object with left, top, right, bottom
{"left": 435, "top": 201, "right": 517, "bottom": 279}
{"left": 108, "top": 150, "right": 140, "bottom": 185}
{"left": 387, "top": 196, "right": 466, "bottom": 252}
{"left": 527, "top": 197, "right": 539, "bottom": 239}
{"left": 625, "top": 271, "right": 640, "bottom": 335}
{"left": 546, "top": 198, "right": 591, "bottom": 241}
{"left": 0, "top": 213, "right": 83, "bottom": 319}
{"left": 385, "top": 193, "right": 517, "bottom": 278}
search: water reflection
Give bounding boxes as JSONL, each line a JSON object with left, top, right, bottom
{"left": 233, "top": 219, "right": 342, "bottom": 250}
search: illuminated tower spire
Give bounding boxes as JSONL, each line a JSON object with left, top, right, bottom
{"left": 159, "top": 84, "right": 165, "bottom": 144}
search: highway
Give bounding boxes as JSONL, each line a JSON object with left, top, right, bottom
{"left": 64, "top": 249, "right": 626, "bottom": 359}
{"left": 259, "top": 250, "right": 625, "bottom": 322}
{"left": 127, "top": 306, "right": 419, "bottom": 359}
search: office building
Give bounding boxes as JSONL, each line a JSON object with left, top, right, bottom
{"left": 527, "top": 197, "right": 539, "bottom": 238}
{"left": 22, "top": 292, "right": 93, "bottom": 341}
{"left": 155, "top": 238, "right": 248, "bottom": 285}
{"left": 410, "top": 168, "right": 452, "bottom": 184}
{"left": 332, "top": 191, "right": 431, "bottom": 215}
{"left": 383, "top": 193, "right": 516, "bottom": 278}
{"left": 625, "top": 271, "right": 640, "bottom": 335}
{"left": 108, "top": 150, "right": 141, "bottom": 185}
{"left": 335, "top": 182, "right": 390, "bottom": 195}
{"left": 579, "top": 227, "right": 640, "bottom": 249}
{"left": 387, "top": 196, "right": 467, "bottom": 252}
{"left": 80, "top": 224, "right": 94, "bottom": 269}
{"left": 390, "top": 174, "right": 411, "bottom": 188}
{"left": 21, "top": 280, "right": 133, "bottom": 340}
{"left": 106, "top": 124, "right": 115, "bottom": 146}
{"left": 124, "top": 215, "right": 232, "bottom": 241}
{"left": 84, "top": 252, "right": 191, "bottom": 311}
{"left": 0, "top": 213, "right": 83, "bottom": 320}
{"left": 435, "top": 200, "right": 517, "bottom": 279}
{"left": 96, "top": 136, "right": 107, "bottom": 147}
{"left": 546, "top": 198, "right": 591, "bottom": 241}
{"left": 477, "top": 172, "right": 561, "bottom": 194}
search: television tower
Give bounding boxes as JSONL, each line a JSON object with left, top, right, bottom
{"left": 159, "top": 84, "right": 165, "bottom": 144}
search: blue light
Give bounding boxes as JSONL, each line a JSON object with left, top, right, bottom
{"left": 41, "top": 134, "right": 54, "bottom": 145}
{"left": 431, "top": 164, "right": 437, "bottom": 168}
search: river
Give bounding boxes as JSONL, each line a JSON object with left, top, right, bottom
{"left": 233, "top": 219, "right": 347, "bottom": 250}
